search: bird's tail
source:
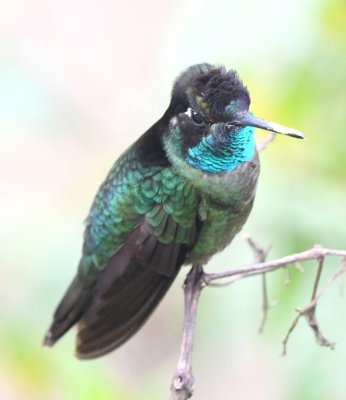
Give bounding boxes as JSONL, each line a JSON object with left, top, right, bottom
{"left": 74, "top": 257, "right": 180, "bottom": 359}
{"left": 43, "top": 222, "right": 190, "bottom": 358}
{"left": 43, "top": 276, "right": 92, "bottom": 347}
{"left": 43, "top": 246, "right": 184, "bottom": 358}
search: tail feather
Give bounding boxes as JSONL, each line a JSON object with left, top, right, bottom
{"left": 74, "top": 227, "right": 186, "bottom": 359}
{"left": 44, "top": 219, "right": 194, "bottom": 357}
{"left": 43, "top": 276, "right": 91, "bottom": 347}
{"left": 76, "top": 265, "right": 177, "bottom": 358}
{"left": 77, "top": 263, "right": 159, "bottom": 342}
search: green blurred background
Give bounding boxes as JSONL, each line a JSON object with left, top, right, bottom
{"left": 1, "top": 0, "right": 346, "bottom": 399}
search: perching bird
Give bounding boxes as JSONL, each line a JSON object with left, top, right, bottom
{"left": 44, "top": 64, "right": 303, "bottom": 359}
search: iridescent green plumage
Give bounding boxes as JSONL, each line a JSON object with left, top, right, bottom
{"left": 44, "top": 64, "right": 303, "bottom": 358}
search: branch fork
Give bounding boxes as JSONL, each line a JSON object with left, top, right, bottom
{"left": 170, "top": 244, "right": 346, "bottom": 399}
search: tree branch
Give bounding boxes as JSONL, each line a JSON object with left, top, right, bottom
{"left": 170, "top": 265, "right": 205, "bottom": 400}
{"left": 170, "top": 245, "right": 346, "bottom": 399}
{"left": 203, "top": 246, "right": 346, "bottom": 284}
{"left": 282, "top": 257, "right": 346, "bottom": 355}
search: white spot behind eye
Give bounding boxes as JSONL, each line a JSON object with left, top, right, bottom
{"left": 184, "top": 108, "right": 192, "bottom": 118}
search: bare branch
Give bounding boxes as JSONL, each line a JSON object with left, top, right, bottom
{"left": 171, "top": 265, "right": 205, "bottom": 400}
{"left": 170, "top": 247, "right": 346, "bottom": 398}
{"left": 281, "top": 313, "right": 301, "bottom": 356}
{"left": 244, "top": 235, "right": 271, "bottom": 263}
{"left": 282, "top": 260, "right": 346, "bottom": 355}
{"left": 258, "top": 273, "right": 269, "bottom": 333}
{"left": 311, "top": 256, "right": 325, "bottom": 301}
{"left": 203, "top": 246, "right": 346, "bottom": 284}
{"left": 304, "top": 306, "right": 335, "bottom": 349}
{"left": 282, "top": 255, "right": 326, "bottom": 355}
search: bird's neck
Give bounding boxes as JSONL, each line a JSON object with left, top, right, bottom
{"left": 186, "top": 126, "right": 255, "bottom": 173}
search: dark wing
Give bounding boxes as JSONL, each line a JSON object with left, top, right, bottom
{"left": 75, "top": 217, "right": 198, "bottom": 358}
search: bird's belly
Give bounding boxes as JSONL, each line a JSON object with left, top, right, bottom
{"left": 186, "top": 196, "right": 255, "bottom": 265}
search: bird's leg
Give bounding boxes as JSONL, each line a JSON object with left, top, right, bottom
{"left": 170, "top": 264, "right": 205, "bottom": 400}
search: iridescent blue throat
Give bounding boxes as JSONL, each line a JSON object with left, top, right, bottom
{"left": 186, "top": 125, "right": 255, "bottom": 173}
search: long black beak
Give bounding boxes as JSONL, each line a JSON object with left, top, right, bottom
{"left": 230, "top": 112, "right": 304, "bottom": 139}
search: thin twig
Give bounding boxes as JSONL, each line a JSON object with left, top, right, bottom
{"left": 258, "top": 273, "right": 269, "bottom": 333}
{"left": 203, "top": 246, "right": 346, "bottom": 284}
{"left": 282, "top": 258, "right": 346, "bottom": 355}
{"left": 243, "top": 236, "right": 271, "bottom": 333}
{"left": 281, "top": 313, "right": 301, "bottom": 356}
{"left": 170, "top": 265, "right": 205, "bottom": 400}
{"left": 311, "top": 257, "right": 346, "bottom": 304}
{"left": 311, "top": 256, "right": 325, "bottom": 301}
{"left": 244, "top": 235, "right": 270, "bottom": 263}
{"left": 282, "top": 256, "right": 325, "bottom": 355}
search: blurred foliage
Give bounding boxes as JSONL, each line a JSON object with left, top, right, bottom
{"left": 1, "top": 0, "right": 346, "bottom": 399}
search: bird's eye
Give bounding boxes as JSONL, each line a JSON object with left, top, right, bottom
{"left": 191, "top": 110, "right": 204, "bottom": 125}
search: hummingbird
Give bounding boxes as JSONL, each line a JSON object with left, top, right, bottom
{"left": 44, "top": 64, "right": 304, "bottom": 359}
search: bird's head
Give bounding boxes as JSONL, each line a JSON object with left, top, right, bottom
{"left": 163, "top": 64, "right": 303, "bottom": 173}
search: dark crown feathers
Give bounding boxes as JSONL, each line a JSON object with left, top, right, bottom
{"left": 171, "top": 64, "right": 250, "bottom": 119}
